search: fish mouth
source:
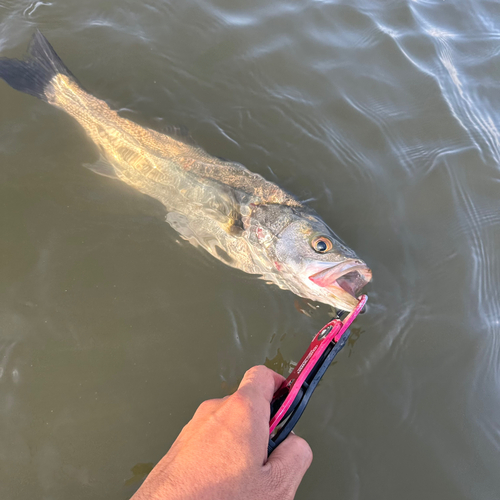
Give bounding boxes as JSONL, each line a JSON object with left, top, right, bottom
{"left": 308, "top": 259, "right": 372, "bottom": 311}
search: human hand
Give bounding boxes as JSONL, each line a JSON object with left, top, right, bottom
{"left": 131, "top": 365, "right": 313, "bottom": 500}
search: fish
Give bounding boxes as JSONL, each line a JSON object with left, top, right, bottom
{"left": 0, "top": 31, "right": 372, "bottom": 311}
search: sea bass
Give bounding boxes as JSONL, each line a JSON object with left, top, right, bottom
{"left": 0, "top": 31, "right": 371, "bottom": 311}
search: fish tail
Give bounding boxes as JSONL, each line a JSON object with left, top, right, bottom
{"left": 0, "top": 30, "right": 75, "bottom": 101}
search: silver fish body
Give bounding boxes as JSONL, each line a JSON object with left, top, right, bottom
{"left": 0, "top": 31, "right": 371, "bottom": 311}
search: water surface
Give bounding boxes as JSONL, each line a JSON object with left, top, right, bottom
{"left": 1, "top": 0, "right": 499, "bottom": 499}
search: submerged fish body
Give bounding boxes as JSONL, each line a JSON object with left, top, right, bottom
{"left": 0, "top": 31, "right": 371, "bottom": 311}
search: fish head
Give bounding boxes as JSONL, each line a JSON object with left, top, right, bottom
{"left": 274, "top": 216, "right": 372, "bottom": 311}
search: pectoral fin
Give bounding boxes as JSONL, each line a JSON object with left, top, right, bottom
{"left": 83, "top": 155, "right": 118, "bottom": 179}
{"left": 223, "top": 209, "right": 244, "bottom": 236}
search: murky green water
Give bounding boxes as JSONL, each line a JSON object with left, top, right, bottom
{"left": 1, "top": 1, "right": 500, "bottom": 499}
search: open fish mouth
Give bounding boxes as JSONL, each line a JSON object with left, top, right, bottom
{"left": 308, "top": 259, "right": 372, "bottom": 310}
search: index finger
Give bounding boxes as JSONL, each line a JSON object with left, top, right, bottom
{"left": 237, "top": 365, "right": 285, "bottom": 404}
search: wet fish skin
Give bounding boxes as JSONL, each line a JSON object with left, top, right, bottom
{"left": 0, "top": 31, "right": 371, "bottom": 311}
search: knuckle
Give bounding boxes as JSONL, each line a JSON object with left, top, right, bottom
{"left": 290, "top": 435, "right": 313, "bottom": 466}
{"left": 300, "top": 439, "right": 313, "bottom": 466}
{"left": 228, "top": 390, "right": 252, "bottom": 410}
{"left": 195, "top": 398, "right": 219, "bottom": 415}
{"left": 244, "top": 365, "right": 268, "bottom": 381}
{"left": 248, "top": 364, "right": 268, "bottom": 375}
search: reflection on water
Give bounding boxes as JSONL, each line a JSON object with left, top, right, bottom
{"left": 124, "top": 463, "right": 154, "bottom": 487}
{"left": 265, "top": 348, "right": 295, "bottom": 375}
{"left": 0, "top": 0, "right": 500, "bottom": 499}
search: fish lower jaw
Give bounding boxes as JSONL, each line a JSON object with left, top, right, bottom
{"left": 307, "top": 262, "right": 371, "bottom": 311}
{"left": 301, "top": 280, "right": 359, "bottom": 312}
{"left": 325, "top": 285, "right": 360, "bottom": 311}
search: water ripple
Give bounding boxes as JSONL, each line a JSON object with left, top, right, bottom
{"left": 1, "top": 0, "right": 500, "bottom": 497}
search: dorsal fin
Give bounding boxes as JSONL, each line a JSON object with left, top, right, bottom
{"left": 161, "top": 124, "right": 197, "bottom": 146}
{"left": 177, "top": 156, "right": 303, "bottom": 208}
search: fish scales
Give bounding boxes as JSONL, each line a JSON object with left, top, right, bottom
{"left": 0, "top": 31, "right": 372, "bottom": 311}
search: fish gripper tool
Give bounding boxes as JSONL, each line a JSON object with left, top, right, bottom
{"left": 268, "top": 294, "right": 368, "bottom": 456}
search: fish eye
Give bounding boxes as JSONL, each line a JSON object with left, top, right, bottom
{"left": 312, "top": 236, "right": 333, "bottom": 253}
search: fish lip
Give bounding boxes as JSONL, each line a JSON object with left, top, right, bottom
{"left": 308, "top": 259, "right": 372, "bottom": 301}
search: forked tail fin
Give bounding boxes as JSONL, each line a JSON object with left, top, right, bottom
{"left": 0, "top": 30, "right": 75, "bottom": 101}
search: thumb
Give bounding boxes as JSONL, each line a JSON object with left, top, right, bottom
{"left": 265, "top": 434, "right": 313, "bottom": 498}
